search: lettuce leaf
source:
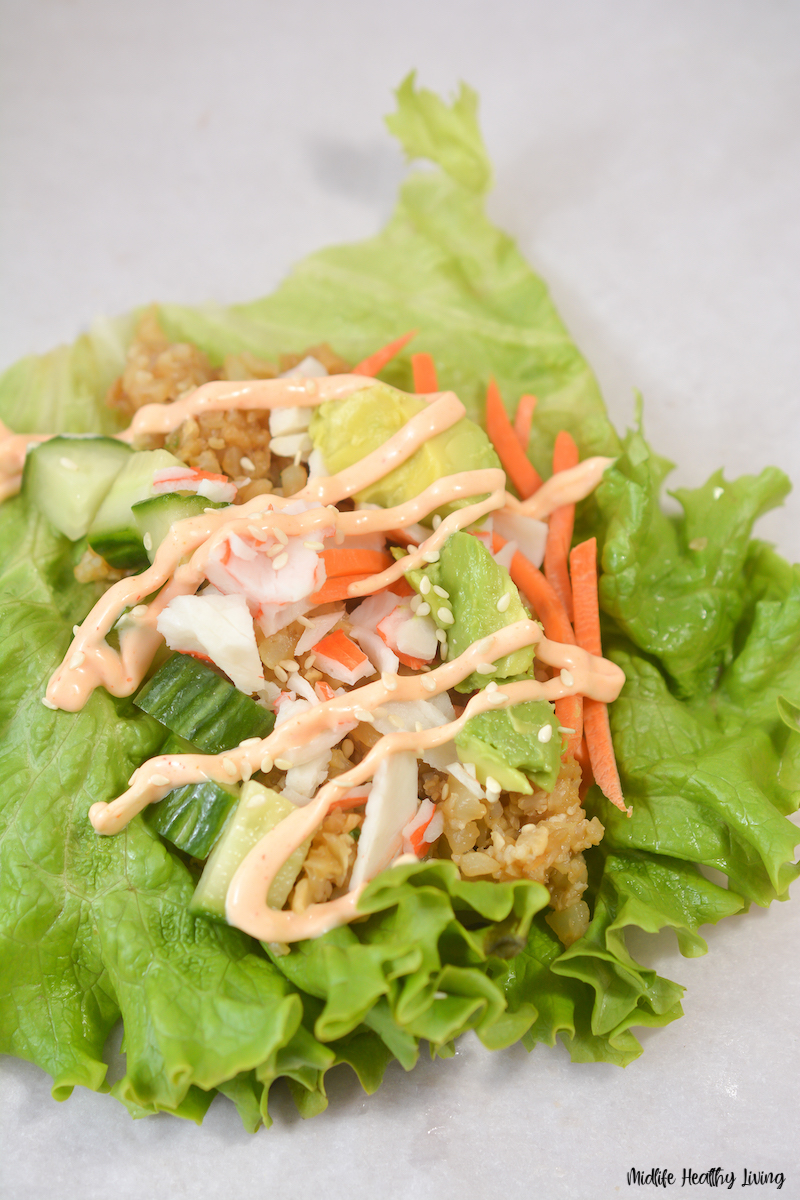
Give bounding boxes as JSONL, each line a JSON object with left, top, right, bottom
{"left": 0, "top": 75, "right": 797, "bottom": 1129}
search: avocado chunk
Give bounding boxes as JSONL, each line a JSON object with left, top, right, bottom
{"left": 309, "top": 382, "right": 500, "bottom": 519}
{"left": 455, "top": 701, "right": 561, "bottom": 794}
{"left": 408, "top": 531, "right": 534, "bottom": 691}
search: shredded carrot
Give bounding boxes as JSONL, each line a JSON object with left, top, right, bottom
{"left": 309, "top": 573, "right": 374, "bottom": 604}
{"left": 543, "top": 430, "right": 580, "bottom": 622}
{"left": 320, "top": 548, "right": 394, "bottom": 578}
{"left": 513, "top": 394, "right": 537, "bottom": 451}
{"left": 411, "top": 352, "right": 438, "bottom": 393}
{"left": 387, "top": 577, "right": 414, "bottom": 598}
{"left": 569, "top": 537, "right": 626, "bottom": 813}
{"left": 484, "top": 378, "right": 543, "bottom": 500}
{"left": 352, "top": 330, "right": 417, "bottom": 377}
{"left": 552, "top": 429, "right": 579, "bottom": 475}
{"left": 493, "top": 532, "right": 572, "bottom": 643}
{"left": 544, "top": 507, "right": 575, "bottom": 622}
{"left": 492, "top": 531, "right": 582, "bottom": 757}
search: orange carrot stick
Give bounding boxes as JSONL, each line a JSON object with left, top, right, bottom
{"left": 309, "top": 573, "right": 374, "bottom": 604}
{"left": 492, "top": 532, "right": 582, "bottom": 757}
{"left": 320, "top": 549, "right": 394, "bottom": 578}
{"left": 543, "top": 430, "right": 580, "bottom": 622}
{"left": 569, "top": 537, "right": 626, "bottom": 812}
{"left": 411, "top": 352, "right": 438, "bottom": 393}
{"left": 484, "top": 378, "right": 543, "bottom": 500}
{"left": 513, "top": 394, "right": 537, "bottom": 451}
{"left": 352, "top": 330, "right": 417, "bottom": 377}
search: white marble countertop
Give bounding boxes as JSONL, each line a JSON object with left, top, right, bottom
{"left": 1, "top": 2, "right": 798, "bottom": 1197}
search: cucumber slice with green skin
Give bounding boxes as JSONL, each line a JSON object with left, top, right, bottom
{"left": 142, "top": 732, "right": 239, "bottom": 858}
{"left": 133, "top": 652, "right": 275, "bottom": 753}
{"left": 88, "top": 448, "right": 184, "bottom": 568}
{"left": 190, "top": 781, "right": 310, "bottom": 922}
{"left": 132, "top": 493, "right": 229, "bottom": 563}
{"left": 22, "top": 435, "right": 133, "bottom": 541}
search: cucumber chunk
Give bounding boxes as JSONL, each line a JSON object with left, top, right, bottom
{"left": 132, "top": 493, "right": 229, "bottom": 563}
{"left": 22, "top": 435, "right": 133, "bottom": 541}
{"left": 142, "top": 732, "right": 239, "bottom": 858}
{"left": 88, "top": 448, "right": 184, "bottom": 567}
{"left": 133, "top": 652, "right": 275, "bottom": 752}
{"left": 190, "top": 781, "right": 310, "bottom": 922}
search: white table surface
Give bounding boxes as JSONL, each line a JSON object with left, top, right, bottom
{"left": 1, "top": 3, "right": 798, "bottom": 1198}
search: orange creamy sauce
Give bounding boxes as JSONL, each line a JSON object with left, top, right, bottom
{"left": 12, "top": 373, "right": 622, "bottom": 942}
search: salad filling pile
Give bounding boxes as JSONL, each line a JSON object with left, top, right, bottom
{"left": 0, "top": 76, "right": 797, "bottom": 1129}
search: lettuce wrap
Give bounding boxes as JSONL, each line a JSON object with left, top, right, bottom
{"left": 0, "top": 74, "right": 797, "bottom": 1130}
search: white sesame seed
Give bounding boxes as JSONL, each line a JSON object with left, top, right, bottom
{"left": 260, "top": 754, "right": 274, "bottom": 773}
{"left": 416, "top": 746, "right": 425, "bottom": 757}
{"left": 274, "top": 527, "right": 289, "bottom": 545}
{"left": 303, "top": 654, "right": 317, "bottom": 670}
{"left": 437, "top": 608, "right": 454, "bottom": 625}
{"left": 389, "top": 715, "right": 404, "bottom": 728}
{"left": 272, "top": 552, "right": 289, "bottom": 571}
{"left": 143, "top": 532, "right": 153, "bottom": 552}
{"left": 485, "top": 776, "right": 502, "bottom": 795}
{"left": 239, "top": 737, "right": 262, "bottom": 747}
{"left": 487, "top": 690, "right": 506, "bottom": 705}
{"left": 416, "top": 602, "right": 431, "bottom": 617}
{"left": 422, "top": 550, "right": 440, "bottom": 563}
{"left": 422, "top": 676, "right": 437, "bottom": 692}
{"left": 41, "top": 696, "right": 57, "bottom": 710}
{"left": 432, "top": 515, "right": 442, "bottom": 529}
{"left": 279, "top": 659, "right": 299, "bottom": 672}
{"left": 435, "top": 629, "right": 447, "bottom": 643}
{"left": 560, "top": 668, "right": 574, "bottom": 687}
{"left": 240, "top": 760, "right": 253, "bottom": 781}
{"left": 128, "top": 770, "right": 138, "bottom": 786}
{"left": 149, "top": 773, "right": 171, "bottom": 787}
{"left": 410, "top": 595, "right": 421, "bottom": 612}
{"left": 496, "top": 593, "right": 511, "bottom": 613}
{"left": 355, "top": 708, "right": 373, "bottom": 723}
{"left": 274, "top": 758, "right": 292, "bottom": 771}
{"left": 486, "top": 681, "right": 498, "bottom": 692}
{"left": 68, "top": 651, "right": 85, "bottom": 669}
{"left": 538, "top": 724, "right": 553, "bottom": 743}
{"left": 297, "top": 615, "right": 313, "bottom": 627}
{"left": 341, "top": 739, "right": 354, "bottom": 759}
{"left": 222, "top": 757, "right": 238, "bottom": 777}
{"left": 273, "top": 665, "right": 288, "bottom": 683}
{"left": 240, "top": 456, "right": 256, "bottom": 473}
{"left": 59, "top": 457, "right": 77, "bottom": 471}
{"left": 440, "top": 644, "right": 448, "bottom": 660}
{"left": 382, "top": 672, "right": 398, "bottom": 691}
{"left": 433, "top": 585, "right": 449, "bottom": 599}
{"left": 415, "top": 722, "right": 425, "bottom": 733}
{"left": 304, "top": 540, "right": 325, "bottom": 551}
{"left": 335, "top": 527, "right": 345, "bottom": 545}
{"left": 476, "top": 662, "right": 496, "bottom": 674}
{"left": 434, "top": 989, "right": 447, "bottom": 999}
{"left": 131, "top": 605, "right": 148, "bottom": 618}
{"left": 419, "top": 576, "right": 431, "bottom": 595}
{"left": 713, "top": 486, "right": 724, "bottom": 500}
{"left": 73, "top": 625, "right": 80, "bottom": 636}
{"left": 204, "top": 507, "right": 217, "bottom": 513}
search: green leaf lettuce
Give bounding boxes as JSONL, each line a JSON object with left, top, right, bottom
{"left": 0, "top": 75, "right": 796, "bottom": 1129}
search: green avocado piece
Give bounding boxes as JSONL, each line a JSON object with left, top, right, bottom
{"left": 455, "top": 701, "right": 561, "bottom": 794}
{"left": 309, "top": 382, "right": 500, "bottom": 518}
{"left": 409, "top": 531, "right": 534, "bottom": 691}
